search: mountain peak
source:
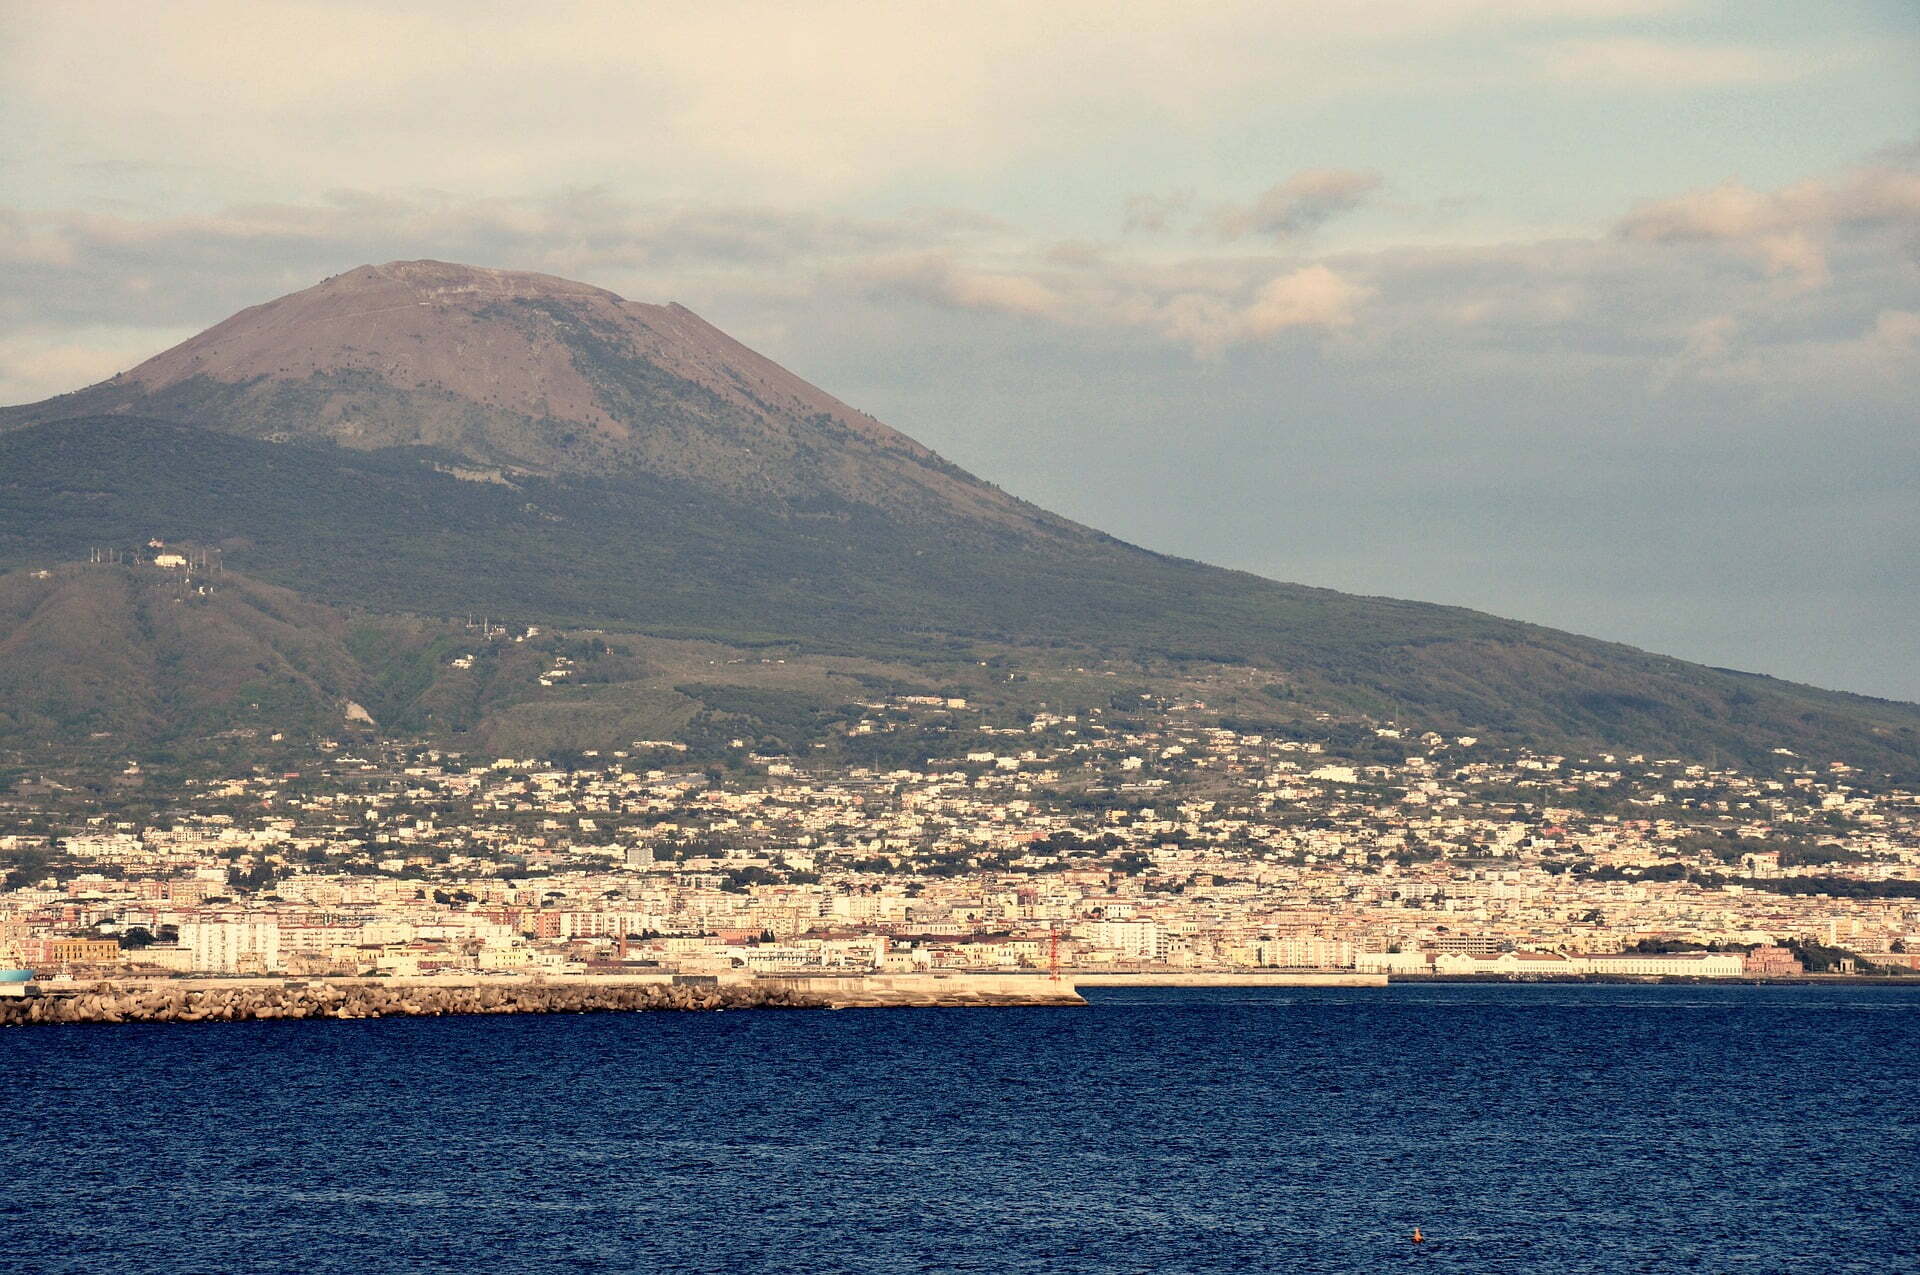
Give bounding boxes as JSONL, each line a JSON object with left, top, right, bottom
{"left": 4, "top": 262, "right": 1061, "bottom": 531}
{"left": 326, "top": 259, "right": 625, "bottom": 303}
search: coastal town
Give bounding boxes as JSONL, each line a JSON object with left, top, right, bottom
{"left": 4, "top": 691, "right": 1917, "bottom": 989}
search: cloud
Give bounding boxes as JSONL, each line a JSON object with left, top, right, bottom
{"left": 4, "top": 147, "right": 1917, "bottom": 382}
{"left": 848, "top": 254, "right": 1069, "bottom": 320}
{"left": 846, "top": 247, "right": 1372, "bottom": 355}
{"left": 0, "top": 190, "right": 1013, "bottom": 327}
{"left": 1617, "top": 163, "right": 1920, "bottom": 289}
{"left": 1150, "top": 266, "right": 1372, "bottom": 356}
{"left": 1244, "top": 265, "right": 1369, "bottom": 331}
{"left": 1211, "top": 170, "right": 1382, "bottom": 241}
{"left": 1648, "top": 307, "right": 1920, "bottom": 396}
{"left": 2, "top": 179, "right": 1390, "bottom": 366}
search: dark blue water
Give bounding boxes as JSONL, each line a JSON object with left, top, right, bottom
{"left": 3, "top": 985, "right": 1915, "bottom": 1274}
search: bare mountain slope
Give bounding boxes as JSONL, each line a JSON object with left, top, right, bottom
{"left": 3, "top": 260, "right": 1065, "bottom": 532}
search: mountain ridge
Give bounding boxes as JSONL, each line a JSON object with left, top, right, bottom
{"left": 3, "top": 262, "right": 1916, "bottom": 777}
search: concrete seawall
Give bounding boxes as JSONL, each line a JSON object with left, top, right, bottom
{"left": 1071, "top": 971, "right": 1388, "bottom": 988}
{"left": 0, "top": 971, "right": 1084, "bottom": 1026}
{"left": 761, "top": 972, "right": 1086, "bottom": 1007}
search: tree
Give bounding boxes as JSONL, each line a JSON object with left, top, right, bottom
{"left": 2, "top": 845, "right": 54, "bottom": 891}
{"left": 227, "top": 863, "right": 275, "bottom": 893}
{"left": 1785, "top": 937, "right": 1861, "bottom": 974}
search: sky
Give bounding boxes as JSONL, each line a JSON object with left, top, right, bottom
{"left": 2, "top": 0, "right": 1917, "bottom": 699}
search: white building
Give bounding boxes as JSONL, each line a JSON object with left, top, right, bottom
{"left": 1355, "top": 950, "right": 1431, "bottom": 974}
{"left": 178, "top": 919, "right": 282, "bottom": 973}
{"left": 1585, "top": 951, "right": 1745, "bottom": 977}
{"left": 1258, "top": 935, "right": 1356, "bottom": 968}
{"left": 1091, "top": 919, "right": 1165, "bottom": 961}
{"left": 1431, "top": 951, "right": 1746, "bottom": 977}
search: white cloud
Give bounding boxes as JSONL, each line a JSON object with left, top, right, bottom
{"left": 1245, "top": 265, "right": 1370, "bottom": 331}
{"left": 1150, "top": 266, "right": 1372, "bottom": 355}
{"left": 849, "top": 255, "right": 1069, "bottom": 320}
{"left": 1617, "top": 164, "right": 1920, "bottom": 290}
{"left": 847, "top": 249, "right": 1372, "bottom": 355}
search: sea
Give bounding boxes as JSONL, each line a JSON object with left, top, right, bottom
{"left": 3, "top": 984, "right": 1915, "bottom": 1274}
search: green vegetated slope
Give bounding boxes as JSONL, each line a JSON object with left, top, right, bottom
{"left": 4, "top": 415, "right": 1917, "bottom": 776}
{"left": 0, "top": 564, "right": 369, "bottom": 747}
{"left": 0, "top": 560, "right": 684, "bottom": 758}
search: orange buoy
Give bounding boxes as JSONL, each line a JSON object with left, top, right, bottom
{"left": 1412, "top": 1228, "right": 1425, "bottom": 1244}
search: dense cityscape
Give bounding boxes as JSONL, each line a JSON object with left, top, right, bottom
{"left": 6, "top": 691, "right": 1916, "bottom": 985}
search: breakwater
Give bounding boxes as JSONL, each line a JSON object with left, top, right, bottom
{"left": 0, "top": 971, "right": 1084, "bottom": 1026}
{"left": 0, "top": 978, "right": 811, "bottom": 1025}
{"left": 763, "top": 972, "right": 1086, "bottom": 1007}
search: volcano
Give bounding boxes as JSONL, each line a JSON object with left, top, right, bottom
{"left": 3, "top": 260, "right": 1916, "bottom": 774}
{"left": 5, "top": 259, "right": 1062, "bottom": 531}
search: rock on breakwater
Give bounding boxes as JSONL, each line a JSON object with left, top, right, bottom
{"left": 0, "top": 978, "right": 810, "bottom": 1026}
{"left": 0, "top": 972, "right": 1085, "bottom": 1026}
